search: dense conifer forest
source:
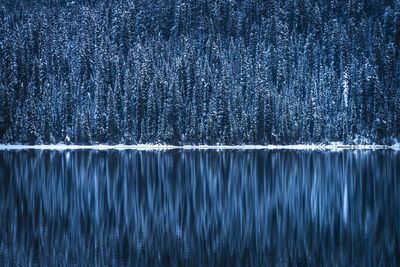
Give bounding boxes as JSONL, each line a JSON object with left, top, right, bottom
{"left": 0, "top": 0, "right": 399, "bottom": 145}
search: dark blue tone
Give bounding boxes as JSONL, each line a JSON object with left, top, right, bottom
{"left": 0, "top": 150, "right": 399, "bottom": 266}
{"left": 1, "top": 1, "right": 400, "bottom": 145}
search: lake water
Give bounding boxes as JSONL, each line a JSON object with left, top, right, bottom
{"left": 0, "top": 150, "right": 399, "bottom": 266}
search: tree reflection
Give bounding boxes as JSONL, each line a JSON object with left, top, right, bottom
{"left": 0, "top": 150, "right": 399, "bottom": 266}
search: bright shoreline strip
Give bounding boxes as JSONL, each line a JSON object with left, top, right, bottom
{"left": 0, "top": 144, "right": 398, "bottom": 151}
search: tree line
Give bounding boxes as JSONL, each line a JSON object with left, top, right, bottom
{"left": 0, "top": 0, "right": 399, "bottom": 145}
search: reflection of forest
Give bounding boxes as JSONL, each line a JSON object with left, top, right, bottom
{"left": 0, "top": 150, "right": 399, "bottom": 266}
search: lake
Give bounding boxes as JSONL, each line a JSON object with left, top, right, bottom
{"left": 0, "top": 150, "right": 399, "bottom": 266}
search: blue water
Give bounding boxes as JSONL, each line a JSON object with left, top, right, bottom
{"left": 0, "top": 150, "right": 399, "bottom": 266}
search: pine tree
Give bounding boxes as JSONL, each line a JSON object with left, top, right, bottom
{"left": 107, "top": 87, "right": 120, "bottom": 144}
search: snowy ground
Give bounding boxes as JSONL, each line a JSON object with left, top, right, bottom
{"left": 0, "top": 143, "right": 399, "bottom": 151}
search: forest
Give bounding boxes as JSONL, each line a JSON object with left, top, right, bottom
{"left": 0, "top": 0, "right": 399, "bottom": 145}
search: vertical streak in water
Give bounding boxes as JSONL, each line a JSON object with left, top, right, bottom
{"left": 343, "top": 184, "right": 348, "bottom": 224}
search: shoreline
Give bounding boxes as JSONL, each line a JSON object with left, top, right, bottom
{"left": 0, "top": 144, "right": 399, "bottom": 151}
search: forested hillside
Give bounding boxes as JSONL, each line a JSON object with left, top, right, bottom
{"left": 0, "top": 0, "right": 399, "bottom": 145}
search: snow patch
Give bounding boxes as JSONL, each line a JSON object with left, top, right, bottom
{"left": 0, "top": 143, "right": 394, "bottom": 151}
{"left": 391, "top": 142, "right": 400, "bottom": 151}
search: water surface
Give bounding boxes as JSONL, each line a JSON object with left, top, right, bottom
{"left": 0, "top": 150, "right": 399, "bottom": 266}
